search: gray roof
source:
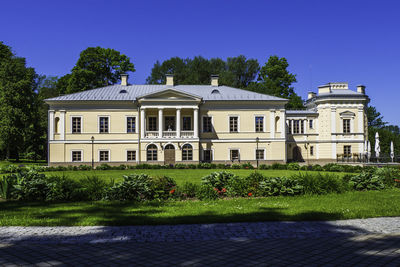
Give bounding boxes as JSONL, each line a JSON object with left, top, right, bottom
{"left": 45, "top": 84, "right": 287, "bottom": 102}
{"left": 318, "top": 89, "right": 364, "bottom": 96}
{"left": 286, "top": 110, "right": 318, "bottom": 115}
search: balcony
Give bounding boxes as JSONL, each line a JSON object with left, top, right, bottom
{"left": 144, "top": 130, "right": 195, "bottom": 138}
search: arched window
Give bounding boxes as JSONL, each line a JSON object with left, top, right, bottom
{"left": 147, "top": 144, "right": 157, "bottom": 161}
{"left": 54, "top": 117, "right": 60, "bottom": 133}
{"left": 275, "top": 116, "right": 280, "bottom": 132}
{"left": 182, "top": 144, "right": 193, "bottom": 161}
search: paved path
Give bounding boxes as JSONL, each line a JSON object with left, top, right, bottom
{"left": 0, "top": 217, "right": 399, "bottom": 266}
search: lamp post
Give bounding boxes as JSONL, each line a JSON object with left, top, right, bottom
{"left": 256, "top": 137, "right": 259, "bottom": 169}
{"left": 91, "top": 136, "right": 95, "bottom": 169}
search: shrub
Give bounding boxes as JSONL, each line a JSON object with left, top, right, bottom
{"left": 216, "top": 164, "right": 226, "bottom": 169}
{"left": 259, "top": 164, "right": 270, "bottom": 170}
{"left": 231, "top": 164, "right": 241, "bottom": 169}
{"left": 374, "top": 167, "right": 399, "bottom": 187}
{"left": 241, "top": 162, "right": 254, "bottom": 169}
{"left": 152, "top": 176, "right": 177, "bottom": 200}
{"left": 312, "top": 164, "right": 323, "bottom": 171}
{"left": 45, "top": 175, "right": 81, "bottom": 201}
{"left": 294, "top": 173, "right": 348, "bottom": 195}
{"left": 78, "top": 165, "right": 92, "bottom": 171}
{"left": 271, "top": 163, "right": 287, "bottom": 170}
{"left": 197, "top": 184, "right": 219, "bottom": 200}
{"left": 226, "top": 172, "right": 265, "bottom": 197}
{"left": 175, "top": 164, "right": 187, "bottom": 169}
{"left": 259, "top": 177, "right": 303, "bottom": 196}
{"left": 135, "top": 163, "right": 152, "bottom": 169}
{"left": 287, "top": 163, "right": 300, "bottom": 170}
{"left": 0, "top": 175, "right": 16, "bottom": 200}
{"left": 348, "top": 172, "right": 385, "bottom": 191}
{"left": 96, "top": 163, "right": 112, "bottom": 170}
{"left": 201, "top": 171, "right": 237, "bottom": 191}
{"left": 11, "top": 171, "right": 50, "bottom": 201}
{"left": 188, "top": 164, "right": 197, "bottom": 169}
{"left": 79, "top": 175, "right": 110, "bottom": 201}
{"left": 198, "top": 163, "right": 212, "bottom": 169}
{"left": 104, "top": 174, "right": 154, "bottom": 201}
{"left": 177, "top": 182, "right": 199, "bottom": 199}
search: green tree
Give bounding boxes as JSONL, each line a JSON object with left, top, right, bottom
{"left": 0, "top": 42, "right": 37, "bottom": 160}
{"left": 367, "top": 106, "right": 387, "bottom": 128}
{"left": 58, "top": 47, "right": 135, "bottom": 94}
{"left": 253, "top": 55, "right": 303, "bottom": 109}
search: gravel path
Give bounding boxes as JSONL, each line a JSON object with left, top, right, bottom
{"left": 0, "top": 217, "right": 399, "bottom": 244}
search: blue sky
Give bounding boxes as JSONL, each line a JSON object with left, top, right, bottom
{"left": 1, "top": 0, "right": 399, "bottom": 125}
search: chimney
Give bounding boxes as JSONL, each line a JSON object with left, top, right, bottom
{"left": 308, "top": 91, "right": 316, "bottom": 100}
{"left": 211, "top": 75, "right": 219, "bottom": 87}
{"left": 120, "top": 73, "right": 128, "bottom": 86}
{"left": 318, "top": 84, "right": 331, "bottom": 94}
{"left": 166, "top": 74, "right": 174, "bottom": 86}
{"left": 357, "top": 85, "right": 366, "bottom": 94}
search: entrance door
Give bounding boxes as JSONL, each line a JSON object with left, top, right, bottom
{"left": 164, "top": 144, "right": 175, "bottom": 165}
{"left": 292, "top": 146, "right": 304, "bottom": 162}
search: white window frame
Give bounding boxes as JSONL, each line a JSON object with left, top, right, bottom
{"left": 125, "top": 115, "right": 138, "bottom": 134}
{"left": 147, "top": 116, "right": 157, "bottom": 131}
{"left": 310, "top": 146, "right": 314, "bottom": 156}
{"left": 254, "top": 115, "right": 265, "bottom": 132}
{"left": 228, "top": 115, "right": 240, "bottom": 133}
{"left": 98, "top": 115, "right": 110, "bottom": 134}
{"left": 201, "top": 115, "right": 213, "bottom": 133}
{"left": 71, "top": 150, "right": 83, "bottom": 162}
{"left": 146, "top": 144, "right": 158, "bottom": 161}
{"left": 343, "top": 119, "right": 351, "bottom": 134}
{"left": 182, "top": 115, "right": 193, "bottom": 131}
{"left": 255, "top": 148, "right": 266, "bottom": 160}
{"left": 181, "top": 143, "right": 193, "bottom": 161}
{"left": 70, "top": 116, "right": 83, "bottom": 134}
{"left": 98, "top": 149, "right": 110, "bottom": 162}
{"left": 229, "top": 148, "right": 240, "bottom": 161}
{"left": 126, "top": 149, "right": 138, "bottom": 162}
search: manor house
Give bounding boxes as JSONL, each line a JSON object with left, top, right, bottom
{"left": 45, "top": 74, "right": 369, "bottom": 166}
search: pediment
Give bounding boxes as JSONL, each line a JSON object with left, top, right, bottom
{"left": 339, "top": 111, "right": 356, "bottom": 117}
{"left": 137, "top": 88, "right": 202, "bottom": 102}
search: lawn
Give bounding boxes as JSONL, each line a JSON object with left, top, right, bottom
{"left": 41, "top": 169, "right": 352, "bottom": 186}
{"left": 0, "top": 189, "right": 399, "bottom": 226}
{"left": 0, "top": 160, "right": 46, "bottom": 168}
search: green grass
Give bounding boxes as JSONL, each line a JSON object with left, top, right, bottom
{"left": 0, "top": 160, "right": 46, "bottom": 167}
{"left": 41, "top": 169, "right": 352, "bottom": 186}
{"left": 0, "top": 189, "right": 399, "bottom": 226}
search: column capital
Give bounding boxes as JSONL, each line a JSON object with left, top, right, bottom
{"left": 158, "top": 107, "right": 164, "bottom": 110}
{"left": 193, "top": 107, "right": 199, "bottom": 110}
{"left": 176, "top": 107, "right": 182, "bottom": 110}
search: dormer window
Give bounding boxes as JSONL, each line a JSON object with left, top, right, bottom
{"left": 119, "top": 89, "right": 127, "bottom": 94}
{"left": 211, "top": 89, "right": 220, "bottom": 94}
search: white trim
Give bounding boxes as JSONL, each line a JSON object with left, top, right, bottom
{"left": 254, "top": 115, "right": 265, "bottom": 132}
{"left": 201, "top": 115, "right": 214, "bottom": 133}
{"left": 70, "top": 115, "right": 83, "bottom": 134}
{"left": 98, "top": 115, "right": 110, "bottom": 134}
{"left": 98, "top": 149, "right": 110, "bottom": 162}
{"left": 255, "top": 148, "right": 266, "bottom": 160}
{"left": 270, "top": 110, "right": 275, "bottom": 138}
{"left": 71, "top": 149, "right": 83, "bottom": 162}
{"left": 139, "top": 105, "right": 199, "bottom": 109}
{"left": 125, "top": 149, "right": 138, "bottom": 162}
{"left": 125, "top": 115, "right": 138, "bottom": 134}
{"left": 60, "top": 110, "right": 66, "bottom": 140}
{"left": 228, "top": 148, "right": 240, "bottom": 161}
{"left": 181, "top": 143, "right": 193, "bottom": 161}
{"left": 50, "top": 140, "right": 139, "bottom": 144}
{"left": 228, "top": 115, "right": 240, "bottom": 133}
{"left": 162, "top": 142, "right": 178, "bottom": 150}
{"left": 49, "top": 110, "right": 55, "bottom": 141}
{"left": 145, "top": 142, "right": 160, "bottom": 150}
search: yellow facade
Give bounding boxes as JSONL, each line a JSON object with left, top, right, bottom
{"left": 46, "top": 80, "right": 368, "bottom": 166}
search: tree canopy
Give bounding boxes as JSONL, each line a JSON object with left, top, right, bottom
{"left": 58, "top": 47, "right": 135, "bottom": 94}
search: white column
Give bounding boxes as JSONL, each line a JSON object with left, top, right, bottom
{"left": 270, "top": 110, "right": 275, "bottom": 138}
{"left": 281, "top": 110, "right": 286, "bottom": 138}
{"left": 176, "top": 108, "right": 181, "bottom": 138}
{"left": 60, "top": 110, "right": 65, "bottom": 141}
{"left": 290, "top": 120, "right": 293, "bottom": 134}
{"left": 49, "top": 110, "right": 54, "bottom": 141}
{"left": 358, "top": 107, "right": 364, "bottom": 138}
{"left": 331, "top": 106, "right": 337, "bottom": 159}
{"left": 140, "top": 108, "right": 146, "bottom": 138}
{"left": 304, "top": 119, "right": 307, "bottom": 134}
{"left": 158, "top": 108, "right": 163, "bottom": 138}
{"left": 193, "top": 107, "right": 199, "bottom": 138}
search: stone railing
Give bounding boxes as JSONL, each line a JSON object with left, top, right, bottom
{"left": 181, "top": 131, "right": 194, "bottom": 138}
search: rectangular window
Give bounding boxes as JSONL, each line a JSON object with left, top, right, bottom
{"left": 182, "top": 116, "right": 192, "bottom": 131}
{"left": 293, "top": 120, "right": 304, "bottom": 134}
{"left": 148, "top": 117, "right": 157, "bottom": 131}
{"left": 343, "top": 119, "right": 351, "bottom": 133}
{"left": 230, "top": 149, "right": 239, "bottom": 161}
{"left": 344, "top": 145, "right": 351, "bottom": 158}
{"left": 72, "top": 151, "right": 82, "bottom": 162}
{"left": 300, "top": 120, "right": 304, "bottom": 133}
{"left": 256, "top": 149, "right": 264, "bottom": 160}
{"left": 127, "top": 117, "right": 136, "bottom": 133}
{"left": 72, "top": 117, "right": 81, "bottom": 133}
{"left": 229, "top": 116, "right": 238, "bottom": 132}
{"left": 99, "top": 117, "right": 109, "bottom": 133}
{"left": 202, "top": 116, "right": 212, "bottom": 133}
{"left": 164, "top": 116, "right": 175, "bottom": 131}
{"left": 288, "top": 120, "right": 292, "bottom": 134}
{"left": 99, "top": 151, "right": 109, "bottom": 162}
{"left": 127, "top": 150, "right": 136, "bottom": 161}
{"left": 309, "top": 119, "right": 313, "bottom": 129}
{"left": 310, "top": 146, "right": 314, "bottom": 156}
{"left": 255, "top": 116, "right": 264, "bottom": 132}
{"left": 203, "top": 150, "right": 212, "bottom": 162}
